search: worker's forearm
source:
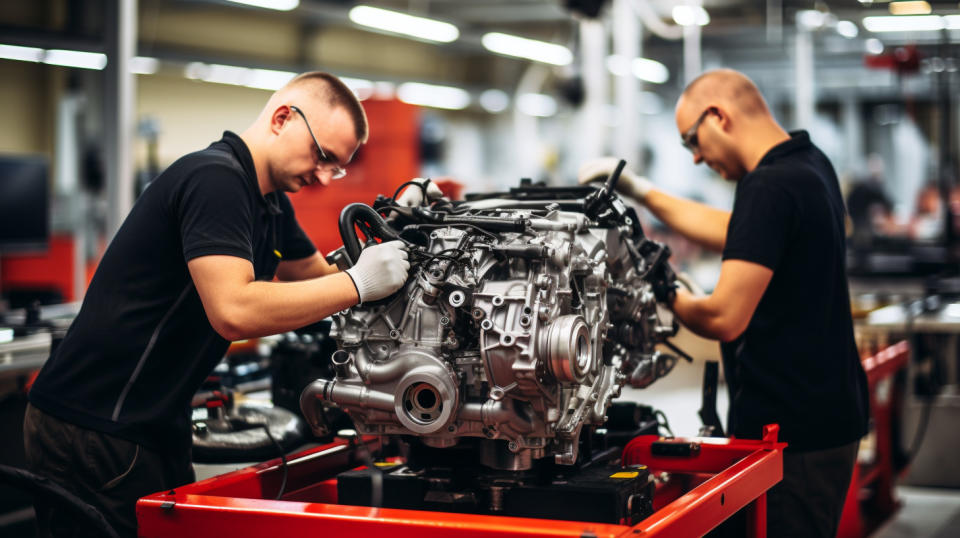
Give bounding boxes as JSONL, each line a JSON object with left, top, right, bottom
{"left": 642, "top": 190, "right": 730, "bottom": 253}
{"left": 672, "top": 289, "right": 738, "bottom": 342}
{"left": 220, "top": 272, "right": 359, "bottom": 340}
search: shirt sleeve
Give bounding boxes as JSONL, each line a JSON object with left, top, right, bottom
{"left": 177, "top": 164, "right": 255, "bottom": 263}
{"left": 276, "top": 193, "right": 317, "bottom": 261}
{"left": 722, "top": 176, "right": 798, "bottom": 271}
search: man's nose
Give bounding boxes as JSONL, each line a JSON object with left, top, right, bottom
{"left": 315, "top": 167, "right": 332, "bottom": 186}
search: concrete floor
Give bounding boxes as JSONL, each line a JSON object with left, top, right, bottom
{"left": 875, "top": 487, "right": 960, "bottom": 537}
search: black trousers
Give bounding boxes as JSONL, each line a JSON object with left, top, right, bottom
{"left": 22, "top": 404, "right": 195, "bottom": 538}
{"left": 708, "top": 439, "right": 858, "bottom": 538}
{"left": 766, "top": 440, "right": 859, "bottom": 537}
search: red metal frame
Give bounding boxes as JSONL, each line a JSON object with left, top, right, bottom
{"left": 838, "top": 340, "right": 910, "bottom": 537}
{"left": 138, "top": 426, "right": 785, "bottom": 537}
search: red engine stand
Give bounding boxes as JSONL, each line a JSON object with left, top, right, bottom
{"left": 837, "top": 340, "right": 910, "bottom": 537}
{"left": 138, "top": 425, "right": 785, "bottom": 537}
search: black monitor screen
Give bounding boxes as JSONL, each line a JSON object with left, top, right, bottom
{"left": 0, "top": 155, "right": 49, "bottom": 252}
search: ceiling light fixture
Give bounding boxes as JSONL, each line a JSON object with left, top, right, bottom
{"left": 797, "top": 10, "right": 826, "bottom": 30}
{"left": 479, "top": 89, "right": 509, "bottom": 113}
{"left": 671, "top": 6, "right": 710, "bottom": 27}
{"left": 605, "top": 55, "right": 670, "bottom": 84}
{"left": 888, "top": 1, "right": 932, "bottom": 15}
{"left": 225, "top": 0, "right": 299, "bottom": 11}
{"left": 244, "top": 68, "right": 297, "bottom": 90}
{"left": 633, "top": 57, "right": 669, "bottom": 83}
{"left": 131, "top": 56, "right": 159, "bottom": 75}
{"left": 516, "top": 93, "right": 557, "bottom": 117}
{"left": 184, "top": 62, "right": 296, "bottom": 90}
{"left": 865, "top": 38, "right": 885, "bottom": 54}
{"left": 349, "top": 5, "right": 459, "bottom": 43}
{"left": 397, "top": 82, "right": 470, "bottom": 110}
{"left": 340, "top": 77, "right": 375, "bottom": 100}
{"left": 0, "top": 44, "right": 44, "bottom": 63}
{"left": 44, "top": 49, "right": 107, "bottom": 70}
{"left": 945, "top": 15, "right": 960, "bottom": 29}
{"left": 481, "top": 32, "right": 573, "bottom": 66}
{"left": 863, "top": 15, "right": 944, "bottom": 32}
{"left": 836, "top": 21, "right": 860, "bottom": 38}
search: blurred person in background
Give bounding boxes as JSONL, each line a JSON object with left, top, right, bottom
{"left": 23, "top": 71, "right": 437, "bottom": 537}
{"left": 580, "top": 68, "right": 868, "bottom": 538}
{"left": 911, "top": 180, "right": 944, "bottom": 240}
{"left": 846, "top": 153, "right": 899, "bottom": 246}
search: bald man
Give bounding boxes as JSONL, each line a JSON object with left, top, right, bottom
{"left": 580, "top": 69, "right": 868, "bottom": 537}
{"left": 24, "top": 72, "right": 421, "bottom": 537}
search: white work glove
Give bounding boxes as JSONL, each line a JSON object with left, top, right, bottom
{"left": 345, "top": 240, "right": 410, "bottom": 303}
{"left": 577, "top": 157, "right": 654, "bottom": 202}
{"left": 395, "top": 178, "right": 444, "bottom": 207}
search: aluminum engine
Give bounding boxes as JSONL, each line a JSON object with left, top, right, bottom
{"left": 301, "top": 175, "right": 681, "bottom": 469}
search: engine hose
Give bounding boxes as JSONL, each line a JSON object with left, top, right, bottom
{"left": 338, "top": 203, "right": 402, "bottom": 265}
{"left": 440, "top": 215, "right": 530, "bottom": 233}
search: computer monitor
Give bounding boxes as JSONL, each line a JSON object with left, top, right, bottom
{"left": 0, "top": 155, "right": 49, "bottom": 253}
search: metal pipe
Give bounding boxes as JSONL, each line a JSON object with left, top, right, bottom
{"left": 104, "top": 0, "right": 137, "bottom": 240}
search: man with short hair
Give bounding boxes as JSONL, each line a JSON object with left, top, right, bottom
{"left": 24, "top": 71, "right": 430, "bottom": 537}
{"left": 580, "top": 68, "right": 868, "bottom": 537}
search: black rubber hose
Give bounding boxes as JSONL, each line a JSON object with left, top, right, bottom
{"left": 338, "top": 203, "right": 402, "bottom": 265}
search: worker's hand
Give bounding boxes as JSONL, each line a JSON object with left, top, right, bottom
{"left": 577, "top": 157, "right": 654, "bottom": 202}
{"left": 648, "top": 259, "right": 679, "bottom": 305}
{"left": 395, "top": 178, "right": 444, "bottom": 207}
{"left": 345, "top": 240, "right": 410, "bottom": 303}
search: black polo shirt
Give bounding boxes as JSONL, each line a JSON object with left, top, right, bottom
{"left": 29, "top": 131, "right": 315, "bottom": 453}
{"left": 720, "top": 131, "right": 869, "bottom": 452}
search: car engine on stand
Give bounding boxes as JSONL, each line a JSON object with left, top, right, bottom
{"left": 300, "top": 162, "right": 687, "bottom": 523}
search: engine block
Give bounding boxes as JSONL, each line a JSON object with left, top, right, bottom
{"left": 301, "top": 179, "right": 681, "bottom": 469}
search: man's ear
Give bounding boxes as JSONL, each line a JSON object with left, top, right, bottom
{"left": 269, "top": 105, "right": 292, "bottom": 135}
{"left": 712, "top": 106, "right": 733, "bottom": 132}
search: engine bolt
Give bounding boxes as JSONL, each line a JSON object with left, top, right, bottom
{"left": 508, "top": 441, "right": 519, "bottom": 451}
{"left": 440, "top": 316, "right": 450, "bottom": 326}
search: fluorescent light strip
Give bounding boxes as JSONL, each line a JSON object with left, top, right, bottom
{"left": 44, "top": 49, "right": 107, "bottom": 70}
{"left": 672, "top": 6, "right": 710, "bottom": 27}
{"left": 0, "top": 44, "right": 162, "bottom": 74}
{"left": 0, "top": 44, "right": 43, "bottom": 62}
{"left": 517, "top": 93, "right": 557, "bottom": 117}
{"left": 797, "top": 10, "right": 826, "bottom": 30}
{"left": 185, "top": 62, "right": 296, "bottom": 90}
{"left": 340, "top": 77, "right": 375, "bottom": 100}
{"left": 245, "top": 68, "right": 296, "bottom": 90}
{"left": 397, "top": 82, "right": 470, "bottom": 110}
{"left": 633, "top": 58, "right": 669, "bottom": 84}
{"left": 349, "top": 6, "right": 459, "bottom": 43}
{"left": 865, "top": 38, "right": 885, "bottom": 54}
{"left": 888, "top": 1, "right": 931, "bottom": 16}
{"left": 226, "top": 0, "right": 299, "bottom": 11}
{"left": 606, "top": 55, "right": 669, "bottom": 84}
{"left": 479, "top": 89, "right": 509, "bottom": 113}
{"left": 132, "top": 56, "right": 159, "bottom": 75}
{"left": 481, "top": 32, "right": 572, "bottom": 66}
{"left": 836, "top": 20, "right": 860, "bottom": 39}
{"left": 863, "top": 15, "right": 944, "bottom": 32}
